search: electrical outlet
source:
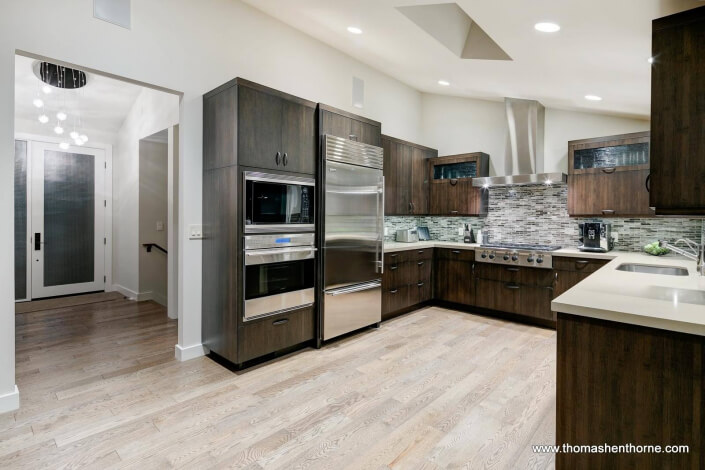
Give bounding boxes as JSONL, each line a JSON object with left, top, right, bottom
{"left": 384, "top": 226, "right": 389, "bottom": 236}
{"left": 458, "top": 227, "right": 464, "bottom": 236}
{"left": 156, "top": 221, "right": 164, "bottom": 231}
{"left": 612, "top": 232, "right": 619, "bottom": 242}
{"left": 189, "top": 224, "right": 204, "bottom": 240}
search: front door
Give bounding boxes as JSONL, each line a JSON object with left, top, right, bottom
{"left": 30, "top": 142, "right": 105, "bottom": 298}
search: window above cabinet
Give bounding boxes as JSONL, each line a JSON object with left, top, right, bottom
{"left": 573, "top": 142, "right": 649, "bottom": 170}
{"left": 432, "top": 161, "right": 477, "bottom": 180}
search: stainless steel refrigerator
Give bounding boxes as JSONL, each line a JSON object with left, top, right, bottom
{"left": 321, "top": 135, "right": 384, "bottom": 340}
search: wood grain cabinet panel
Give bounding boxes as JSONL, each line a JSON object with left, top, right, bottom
{"left": 651, "top": 6, "right": 705, "bottom": 214}
{"left": 428, "top": 153, "right": 489, "bottom": 216}
{"left": 319, "top": 104, "right": 381, "bottom": 147}
{"left": 382, "top": 135, "right": 436, "bottom": 215}
{"left": 433, "top": 249, "right": 475, "bottom": 306}
{"left": 239, "top": 307, "right": 315, "bottom": 363}
{"left": 382, "top": 249, "right": 434, "bottom": 319}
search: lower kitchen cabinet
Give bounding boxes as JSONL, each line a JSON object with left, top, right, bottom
{"left": 552, "top": 256, "right": 610, "bottom": 298}
{"left": 475, "top": 264, "right": 555, "bottom": 322}
{"left": 238, "top": 306, "right": 315, "bottom": 364}
{"left": 382, "top": 248, "right": 433, "bottom": 320}
{"left": 433, "top": 248, "right": 475, "bottom": 306}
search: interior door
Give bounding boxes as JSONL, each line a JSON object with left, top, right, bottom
{"left": 30, "top": 142, "right": 105, "bottom": 298}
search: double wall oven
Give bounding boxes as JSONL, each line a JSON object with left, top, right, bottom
{"left": 243, "top": 172, "right": 316, "bottom": 321}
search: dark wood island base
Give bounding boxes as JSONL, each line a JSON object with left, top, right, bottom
{"left": 556, "top": 312, "right": 705, "bottom": 469}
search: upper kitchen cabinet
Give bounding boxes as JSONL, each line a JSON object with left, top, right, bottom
{"left": 382, "top": 135, "right": 437, "bottom": 215}
{"left": 238, "top": 80, "right": 317, "bottom": 175}
{"left": 204, "top": 78, "right": 316, "bottom": 174}
{"left": 651, "top": 6, "right": 705, "bottom": 215}
{"left": 429, "top": 153, "right": 489, "bottom": 216}
{"left": 318, "top": 104, "right": 381, "bottom": 147}
{"left": 567, "top": 132, "right": 653, "bottom": 217}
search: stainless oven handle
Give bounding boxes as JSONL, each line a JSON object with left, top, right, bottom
{"left": 325, "top": 280, "right": 381, "bottom": 296}
{"left": 244, "top": 247, "right": 317, "bottom": 265}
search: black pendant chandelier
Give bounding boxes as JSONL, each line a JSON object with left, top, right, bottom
{"left": 38, "top": 62, "right": 87, "bottom": 90}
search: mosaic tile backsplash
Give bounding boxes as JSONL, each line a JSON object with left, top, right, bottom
{"left": 385, "top": 185, "right": 703, "bottom": 252}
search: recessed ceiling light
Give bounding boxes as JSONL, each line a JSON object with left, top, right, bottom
{"left": 585, "top": 95, "right": 603, "bottom": 101}
{"left": 347, "top": 26, "right": 362, "bottom": 35}
{"left": 438, "top": 80, "right": 450, "bottom": 86}
{"left": 648, "top": 57, "right": 655, "bottom": 64}
{"left": 534, "top": 22, "right": 560, "bottom": 33}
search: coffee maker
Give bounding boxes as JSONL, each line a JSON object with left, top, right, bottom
{"left": 578, "top": 222, "right": 614, "bottom": 252}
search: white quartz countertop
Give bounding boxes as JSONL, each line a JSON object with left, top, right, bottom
{"left": 384, "top": 240, "right": 705, "bottom": 336}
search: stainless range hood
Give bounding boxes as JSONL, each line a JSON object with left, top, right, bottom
{"left": 472, "top": 98, "right": 567, "bottom": 187}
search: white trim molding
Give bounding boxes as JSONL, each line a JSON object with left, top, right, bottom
{"left": 175, "top": 343, "right": 206, "bottom": 362}
{"left": 112, "top": 283, "right": 139, "bottom": 300}
{"left": 0, "top": 385, "right": 20, "bottom": 414}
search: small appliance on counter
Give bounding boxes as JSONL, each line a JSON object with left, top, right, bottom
{"left": 463, "top": 223, "right": 475, "bottom": 244}
{"left": 396, "top": 228, "right": 419, "bottom": 243}
{"left": 578, "top": 222, "right": 614, "bottom": 252}
{"left": 416, "top": 226, "right": 431, "bottom": 241}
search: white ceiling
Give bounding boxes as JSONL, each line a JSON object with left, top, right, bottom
{"left": 14, "top": 55, "right": 143, "bottom": 140}
{"left": 242, "top": 0, "right": 700, "bottom": 118}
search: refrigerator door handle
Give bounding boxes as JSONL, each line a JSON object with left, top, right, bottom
{"left": 376, "top": 175, "right": 385, "bottom": 274}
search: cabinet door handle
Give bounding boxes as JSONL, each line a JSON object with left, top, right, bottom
{"left": 452, "top": 250, "right": 461, "bottom": 254}
{"left": 417, "top": 282, "right": 424, "bottom": 287}
{"left": 409, "top": 202, "right": 413, "bottom": 213}
{"left": 505, "top": 283, "right": 520, "bottom": 290}
{"left": 275, "top": 152, "right": 281, "bottom": 165}
{"left": 417, "top": 261, "right": 425, "bottom": 266}
{"left": 390, "top": 289, "right": 398, "bottom": 294}
{"left": 601, "top": 209, "right": 615, "bottom": 215}
{"left": 349, "top": 134, "right": 358, "bottom": 142}
{"left": 418, "top": 250, "right": 424, "bottom": 254}
{"left": 272, "top": 318, "right": 289, "bottom": 326}
{"left": 450, "top": 210, "right": 459, "bottom": 215}
{"left": 601, "top": 167, "right": 616, "bottom": 174}
{"left": 645, "top": 173, "right": 651, "bottom": 193}
{"left": 390, "top": 266, "right": 398, "bottom": 270}
{"left": 390, "top": 253, "right": 398, "bottom": 258}
{"left": 282, "top": 153, "right": 288, "bottom": 166}
{"left": 450, "top": 178, "right": 458, "bottom": 186}
{"left": 505, "top": 267, "right": 520, "bottom": 272}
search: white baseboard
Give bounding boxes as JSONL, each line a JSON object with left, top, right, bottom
{"left": 0, "top": 385, "right": 19, "bottom": 414}
{"left": 113, "top": 284, "right": 139, "bottom": 300}
{"left": 175, "top": 343, "right": 206, "bottom": 361}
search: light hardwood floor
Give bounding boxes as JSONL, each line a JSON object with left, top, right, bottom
{"left": 4, "top": 296, "right": 556, "bottom": 469}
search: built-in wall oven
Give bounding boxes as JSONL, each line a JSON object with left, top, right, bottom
{"left": 244, "top": 171, "right": 314, "bottom": 233}
{"left": 243, "top": 233, "right": 316, "bottom": 321}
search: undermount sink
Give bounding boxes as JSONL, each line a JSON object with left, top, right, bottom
{"left": 616, "top": 263, "right": 689, "bottom": 276}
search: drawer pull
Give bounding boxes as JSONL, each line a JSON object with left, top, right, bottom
{"left": 505, "top": 283, "right": 520, "bottom": 290}
{"left": 417, "top": 282, "right": 424, "bottom": 287}
{"left": 390, "top": 289, "right": 398, "bottom": 294}
{"left": 390, "top": 253, "right": 398, "bottom": 257}
{"left": 418, "top": 261, "right": 425, "bottom": 266}
{"left": 390, "top": 266, "right": 398, "bottom": 271}
{"left": 576, "top": 260, "right": 590, "bottom": 264}
{"left": 450, "top": 210, "right": 459, "bottom": 214}
{"left": 601, "top": 209, "right": 615, "bottom": 215}
{"left": 418, "top": 250, "right": 424, "bottom": 254}
{"left": 452, "top": 250, "right": 461, "bottom": 254}
{"left": 272, "top": 318, "right": 289, "bottom": 326}
{"left": 505, "top": 267, "right": 520, "bottom": 272}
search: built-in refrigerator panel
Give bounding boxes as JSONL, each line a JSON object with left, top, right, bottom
{"left": 321, "top": 135, "right": 384, "bottom": 340}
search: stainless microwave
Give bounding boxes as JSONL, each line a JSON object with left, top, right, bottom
{"left": 244, "top": 171, "right": 315, "bottom": 233}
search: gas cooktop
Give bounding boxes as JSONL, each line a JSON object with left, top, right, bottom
{"left": 480, "top": 243, "right": 562, "bottom": 252}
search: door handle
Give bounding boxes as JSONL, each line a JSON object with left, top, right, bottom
{"left": 282, "top": 153, "right": 288, "bottom": 166}
{"left": 34, "top": 233, "right": 41, "bottom": 251}
{"left": 275, "top": 152, "right": 281, "bottom": 165}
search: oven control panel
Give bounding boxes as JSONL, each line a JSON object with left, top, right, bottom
{"left": 476, "top": 249, "right": 553, "bottom": 269}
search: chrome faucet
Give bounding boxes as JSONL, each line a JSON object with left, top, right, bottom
{"left": 659, "top": 223, "right": 705, "bottom": 275}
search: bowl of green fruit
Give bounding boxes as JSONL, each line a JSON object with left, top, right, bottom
{"left": 644, "top": 241, "right": 670, "bottom": 256}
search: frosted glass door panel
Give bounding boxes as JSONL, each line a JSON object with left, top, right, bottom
{"left": 15, "top": 140, "right": 28, "bottom": 300}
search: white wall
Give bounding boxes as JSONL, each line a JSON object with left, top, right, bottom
{"left": 14, "top": 117, "right": 119, "bottom": 147}
{"left": 113, "top": 88, "right": 179, "bottom": 298}
{"left": 0, "top": 0, "right": 424, "bottom": 406}
{"left": 420, "top": 94, "right": 649, "bottom": 176}
{"left": 139, "top": 138, "right": 169, "bottom": 306}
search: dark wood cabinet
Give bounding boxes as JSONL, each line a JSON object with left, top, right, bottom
{"left": 567, "top": 132, "right": 652, "bottom": 217}
{"left": 429, "top": 153, "right": 489, "bottom": 216}
{"left": 382, "top": 248, "right": 434, "bottom": 320}
{"left": 203, "top": 78, "right": 317, "bottom": 368}
{"left": 651, "top": 6, "right": 705, "bottom": 215}
{"left": 433, "top": 249, "right": 475, "bottom": 306}
{"left": 475, "top": 263, "right": 555, "bottom": 322}
{"left": 318, "top": 104, "right": 381, "bottom": 147}
{"left": 238, "top": 81, "right": 317, "bottom": 174}
{"left": 552, "top": 256, "right": 610, "bottom": 317}
{"left": 382, "top": 135, "right": 436, "bottom": 215}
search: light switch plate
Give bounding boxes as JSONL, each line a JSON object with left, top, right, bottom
{"left": 156, "top": 221, "right": 164, "bottom": 232}
{"left": 189, "top": 224, "right": 204, "bottom": 240}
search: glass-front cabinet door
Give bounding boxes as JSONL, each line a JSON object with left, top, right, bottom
{"left": 569, "top": 131, "right": 650, "bottom": 174}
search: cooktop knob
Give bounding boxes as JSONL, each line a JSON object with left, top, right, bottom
{"left": 481, "top": 252, "right": 487, "bottom": 259}
{"left": 527, "top": 255, "right": 535, "bottom": 263}
{"left": 489, "top": 252, "right": 495, "bottom": 260}
{"left": 536, "top": 255, "right": 544, "bottom": 264}
{"left": 511, "top": 254, "right": 519, "bottom": 262}
{"left": 503, "top": 254, "right": 510, "bottom": 261}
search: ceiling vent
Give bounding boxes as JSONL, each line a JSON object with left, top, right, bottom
{"left": 94, "top": 0, "right": 131, "bottom": 29}
{"left": 397, "top": 3, "right": 511, "bottom": 61}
